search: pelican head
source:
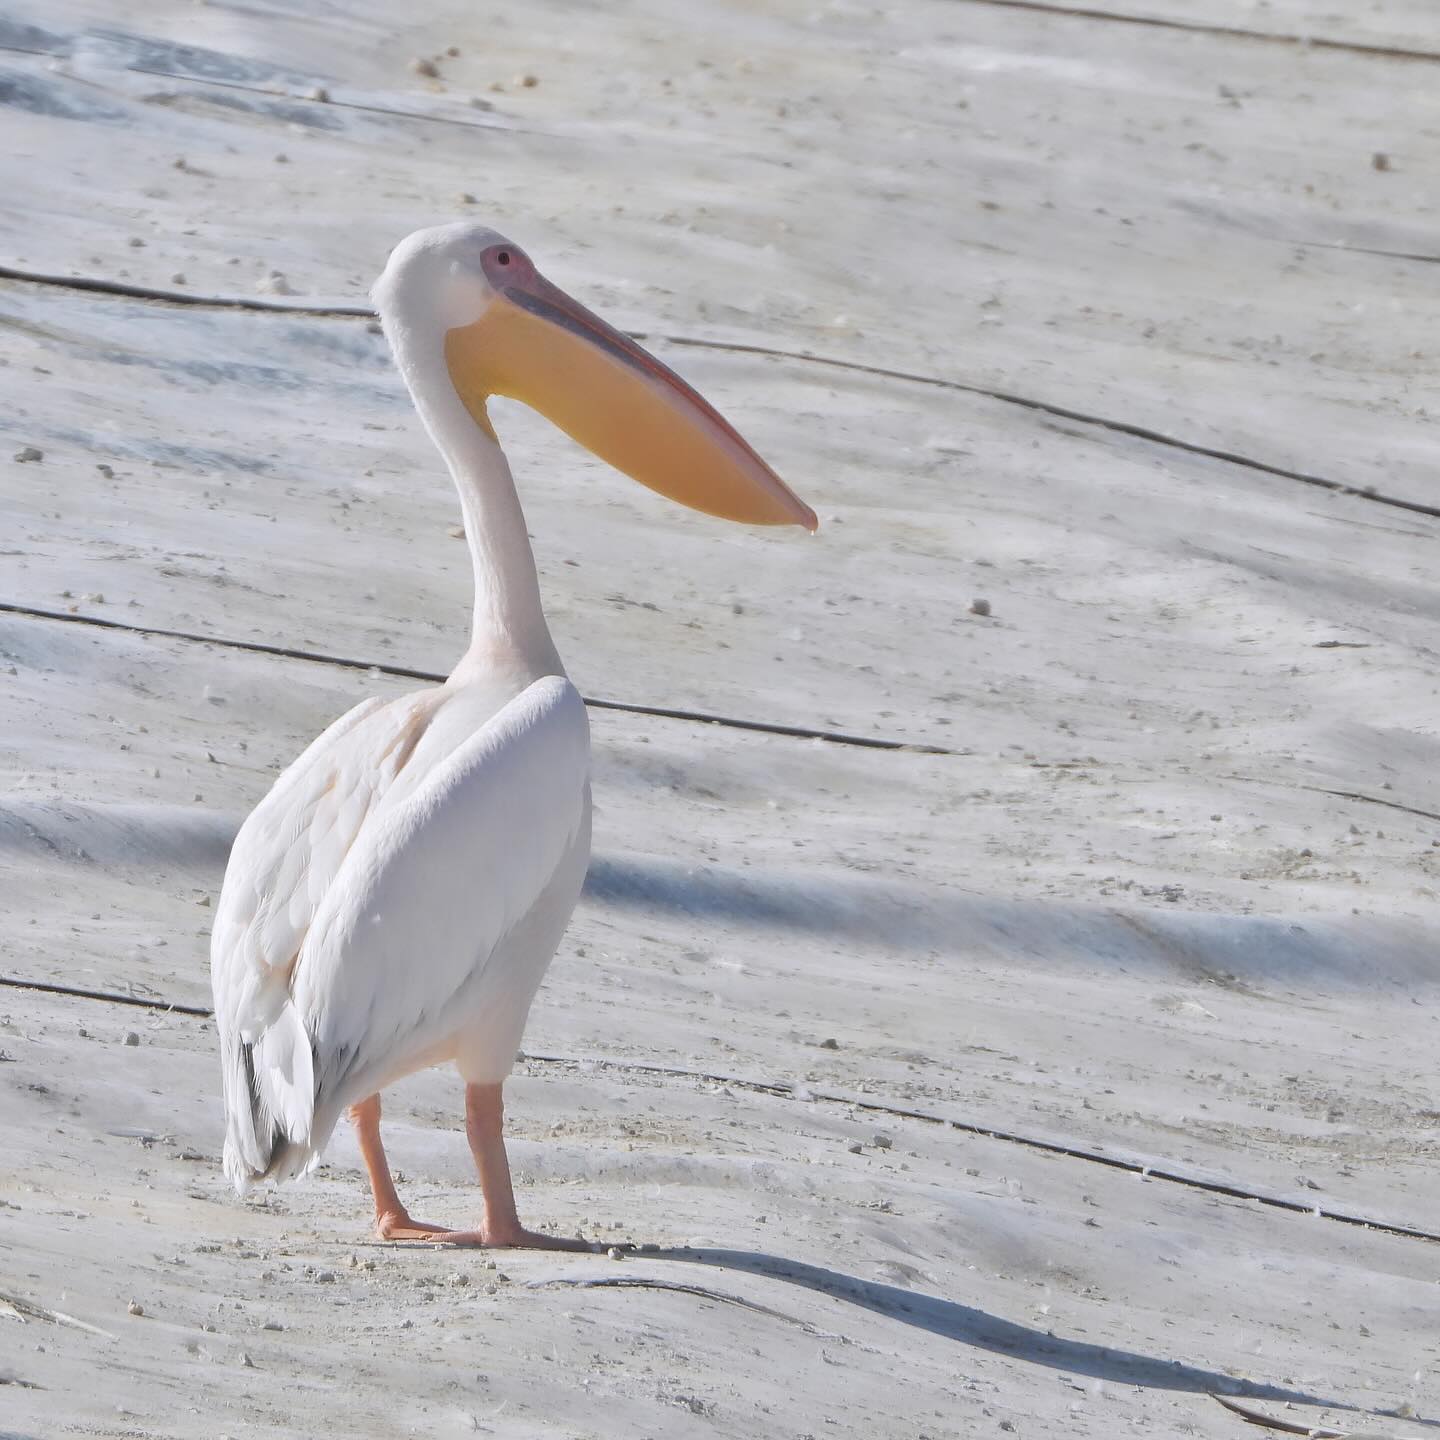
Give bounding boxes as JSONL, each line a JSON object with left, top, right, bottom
{"left": 373, "top": 221, "right": 816, "bottom": 531}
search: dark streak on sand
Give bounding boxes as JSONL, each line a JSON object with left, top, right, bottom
{"left": 2, "top": 973, "right": 1438, "bottom": 1247}
{"left": 2, "top": 265, "right": 1439, "bottom": 524}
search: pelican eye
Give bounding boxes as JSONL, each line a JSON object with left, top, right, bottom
{"left": 496, "top": 250, "right": 512, "bottom": 266}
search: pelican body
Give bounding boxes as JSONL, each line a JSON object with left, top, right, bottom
{"left": 210, "top": 223, "right": 813, "bottom": 1246}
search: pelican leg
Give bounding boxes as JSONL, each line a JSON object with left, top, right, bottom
{"left": 349, "top": 1094, "right": 447, "bottom": 1241}
{"left": 438, "top": 1082, "right": 590, "bottom": 1250}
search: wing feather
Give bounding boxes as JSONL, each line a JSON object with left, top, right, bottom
{"left": 296, "top": 675, "right": 590, "bottom": 1109}
{"left": 211, "top": 694, "right": 390, "bottom": 1038}
{"left": 211, "top": 691, "right": 432, "bottom": 1184}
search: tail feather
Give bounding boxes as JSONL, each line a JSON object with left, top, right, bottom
{"left": 220, "top": 1004, "right": 320, "bottom": 1191}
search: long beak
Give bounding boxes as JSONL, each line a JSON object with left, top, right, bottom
{"left": 443, "top": 272, "right": 817, "bottom": 530}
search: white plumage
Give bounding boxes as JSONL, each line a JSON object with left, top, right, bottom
{"left": 212, "top": 674, "right": 589, "bottom": 1187}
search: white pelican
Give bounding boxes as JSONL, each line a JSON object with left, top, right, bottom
{"left": 210, "top": 223, "right": 814, "bottom": 1248}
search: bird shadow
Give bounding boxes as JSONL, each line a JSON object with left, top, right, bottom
{"left": 1, "top": 798, "right": 1429, "bottom": 992}
{"left": 586, "top": 852, "right": 1436, "bottom": 992}
{"left": 628, "top": 1245, "right": 1408, "bottom": 1423}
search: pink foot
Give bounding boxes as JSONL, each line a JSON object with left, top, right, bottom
{"left": 374, "top": 1211, "right": 592, "bottom": 1250}
{"left": 374, "top": 1210, "right": 451, "bottom": 1242}
{"left": 433, "top": 1224, "right": 595, "bottom": 1251}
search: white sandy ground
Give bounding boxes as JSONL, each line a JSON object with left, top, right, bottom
{"left": 2, "top": 2, "right": 1439, "bottom": 1437}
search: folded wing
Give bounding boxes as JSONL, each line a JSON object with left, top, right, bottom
{"left": 210, "top": 676, "right": 590, "bottom": 1187}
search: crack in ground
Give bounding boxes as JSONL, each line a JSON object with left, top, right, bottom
{"left": 1283, "top": 237, "right": 1440, "bottom": 266}
{"left": 645, "top": 336, "right": 1440, "bottom": 523}
{"left": 524, "top": 1275, "right": 849, "bottom": 1342}
{"left": 0, "top": 600, "right": 958, "bottom": 756}
{"left": 2, "top": 263, "right": 1436, "bottom": 524}
{"left": 1227, "top": 774, "right": 1440, "bottom": 825}
{"left": 942, "top": 0, "right": 1440, "bottom": 65}
{"left": 0, "top": 261, "right": 373, "bottom": 317}
{"left": 2, "top": 973, "right": 1436, "bottom": 1246}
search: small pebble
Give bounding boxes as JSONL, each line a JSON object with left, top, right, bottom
{"left": 240, "top": 1351, "right": 255, "bottom": 1368}
{"left": 410, "top": 57, "right": 440, "bottom": 77}
{"left": 96, "top": 463, "right": 114, "bottom": 478}
{"left": 257, "top": 271, "right": 295, "bottom": 296}
{"left": 261, "top": 1320, "right": 284, "bottom": 1331}
{"left": 127, "top": 1300, "right": 144, "bottom": 1316}
{"left": 847, "top": 1141, "right": 863, "bottom": 1155}
{"left": 128, "top": 236, "right": 146, "bottom": 248}
{"left": 1372, "top": 151, "right": 1391, "bottom": 172}
{"left": 13, "top": 446, "right": 43, "bottom": 463}
{"left": 872, "top": 1133, "right": 893, "bottom": 1150}
{"left": 607, "top": 1246, "right": 624, "bottom": 1261}
{"left": 468, "top": 96, "right": 493, "bottom": 110}
{"left": 273, "top": 153, "right": 289, "bottom": 165}
{"left": 455, "top": 193, "right": 476, "bottom": 206}
{"left": 970, "top": 597, "right": 992, "bottom": 617}
{"left": 124, "top": 1031, "right": 140, "bottom": 1047}
{"left": 307, "top": 86, "right": 329, "bottom": 103}
{"left": 518, "top": 73, "right": 539, "bottom": 87}
{"left": 818, "top": 1037, "right": 840, "bottom": 1050}
{"left": 448, "top": 1272, "right": 470, "bottom": 1287}
{"left": 171, "top": 273, "right": 186, "bottom": 285}
{"left": 314, "top": 1270, "right": 336, "bottom": 1283}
